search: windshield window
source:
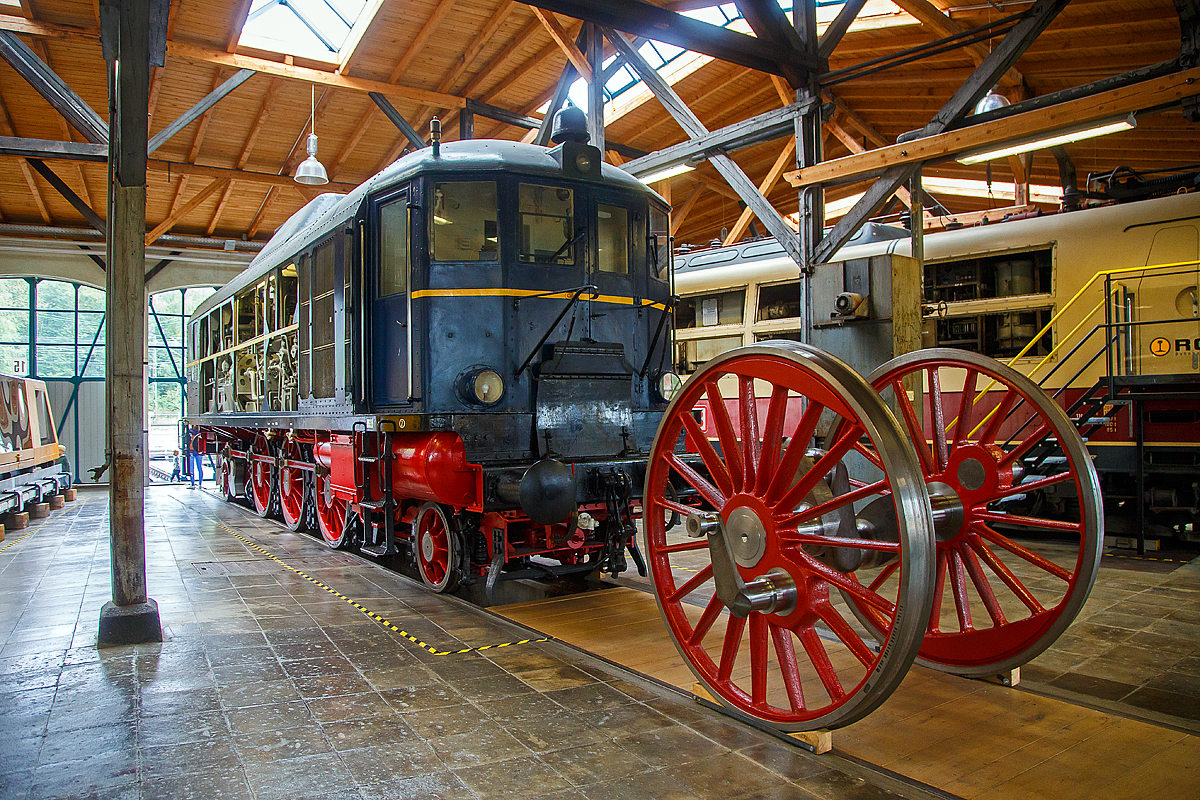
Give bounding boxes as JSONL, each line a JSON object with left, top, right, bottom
{"left": 597, "top": 204, "right": 629, "bottom": 274}
{"left": 519, "top": 183, "right": 575, "bottom": 265}
{"left": 432, "top": 181, "right": 499, "bottom": 262}
{"left": 650, "top": 206, "right": 670, "bottom": 279}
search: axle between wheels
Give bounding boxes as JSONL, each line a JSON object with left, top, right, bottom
{"left": 643, "top": 343, "right": 1103, "bottom": 732}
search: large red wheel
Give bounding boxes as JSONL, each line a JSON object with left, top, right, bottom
{"left": 278, "top": 439, "right": 309, "bottom": 532}
{"left": 249, "top": 434, "right": 276, "bottom": 518}
{"left": 219, "top": 446, "right": 243, "bottom": 502}
{"left": 413, "top": 502, "right": 462, "bottom": 593}
{"left": 314, "top": 469, "right": 354, "bottom": 548}
{"left": 859, "top": 349, "right": 1103, "bottom": 676}
{"left": 644, "top": 341, "right": 935, "bottom": 731}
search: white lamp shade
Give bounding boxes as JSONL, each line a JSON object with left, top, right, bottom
{"left": 294, "top": 155, "right": 328, "bottom": 185}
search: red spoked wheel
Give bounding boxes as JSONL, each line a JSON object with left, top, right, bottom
{"left": 278, "top": 439, "right": 309, "bottom": 532}
{"left": 219, "top": 446, "right": 243, "bottom": 502}
{"left": 859, "top": 349, "right": 1103, "bottom": 676}
{"left": 413, "top": 502, "right": 462, "bottom": 593}
{"left": 249, "top": 434, "right": 276, "bottom": 518}
{"left": 644, "top": 341, "right": 935, "bottom": 731}
{"left": 314, "top": 469, "right": 355, "bottom": 548}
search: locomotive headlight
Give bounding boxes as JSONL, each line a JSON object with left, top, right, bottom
{"left": 655, "top": 371, "right": 683, "bottom": 403}
{"left": 458, "top": 368, "right": 505, "bottom": 406}
{"left": 574, "top": 152, "right": 593, "bottom": 173}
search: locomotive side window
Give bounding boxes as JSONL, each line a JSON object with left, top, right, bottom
{"left": 597, "top": 204, "right": 629, "bottom": 274}
{"left": 650, "top": 206, "right": 670, "bottom": 279}
{"left": 379, "top": 198, "right": 409, "bottom": 295}
{"left": 220, "top": 302, "right": 233, "bottom": 351}
{"left": 925, "top": 247, "right": 1052, "bottom": 303}
{"left": 432, "top": 181, "right": 498, "bottom": 262}
{"left": 311, "top": 238, "right": 337, "bottom": 397}
{"left": 236, "top": 287, "right": 256, "bottom": 343}
{"left": 518, "top": 183, "right": 574, "bottom": 265}
{"left": 281, "top": 264, "right": 299, "bottom": 326}
{"left": 298, "top": 253, "right": 310, "bottom": 398}
{"left": 264, "top": 275, "right": 277, "bottom": 333}
{"left": 756, "top": 281, "right": 801, "bottom": 321}
{"left": 676, "top": 289, "right": 745, "bottom": 329}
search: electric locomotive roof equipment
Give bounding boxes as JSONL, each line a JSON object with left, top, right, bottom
{"left": 185, "top": 108, "right": 681, "bottom": 596}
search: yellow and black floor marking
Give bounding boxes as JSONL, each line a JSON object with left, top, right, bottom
{"left": 0, "top": 506, "right": 71, "bottom": 555}
{"left": 1104, "top": 552, "right": 1193, "bottom": 564}
{"left": 212, "top": 519, "right": 550, "bottom": 656}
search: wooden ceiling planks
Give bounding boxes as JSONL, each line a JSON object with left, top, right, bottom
{"left": 0, "top": 0, "right": 1192, "bottom": 246}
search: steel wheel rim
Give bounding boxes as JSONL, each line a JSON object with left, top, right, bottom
{"left": 861, "top": 348, "right": 1103, "bottom": 675}
{"left": 314, "top": 471, "right": 349, "bottom": 548}
{"left": 644, "top": 341, "right": 934, "bottom": 731}
{"left": 220, "top": 448, "right": 236, "bottom": 501}
{"left": 250, "top": 435, "right": 275, "bottom": 518}
{"left": 414, "top": 502, "right": 457, "bottom": 593}
{"left": 279, "top": 439, "right": 308, "bottom": 531}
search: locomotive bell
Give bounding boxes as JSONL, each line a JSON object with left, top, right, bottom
{"left": 550, "top": 104, "right": 589, "bottom": 144}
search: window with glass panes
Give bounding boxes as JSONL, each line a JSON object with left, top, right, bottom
{"left": 148, "top": 287, "right": 216, "bottom": 422}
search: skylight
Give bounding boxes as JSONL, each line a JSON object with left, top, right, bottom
{"left": 238, "top": 0, "right": 371, "bottom": 65}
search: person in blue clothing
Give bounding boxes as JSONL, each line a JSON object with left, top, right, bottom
{"left": 185, "top": 426, "right": 204, "bottom": 488}
{"left": 169, "top": 449, "right": 182, "bottom": 482}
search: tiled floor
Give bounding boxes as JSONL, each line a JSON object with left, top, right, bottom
{"left": 0, "top": 486, "right": 931, "bottom": 800}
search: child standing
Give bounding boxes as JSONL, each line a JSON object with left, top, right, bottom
{"left": 170, "top": 449, "right": 183, "bottom": 482}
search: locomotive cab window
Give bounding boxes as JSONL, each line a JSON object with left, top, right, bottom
{"left": 379, "top": 197, "right": 410, "bottom": 296}
{"left": 519, "top": 183, "right": 575, "bottom": 265}
{"left": 35, "top": 389, "right": 53, "bottom": 446}
{"left": 650, "top": 206, "right": 670, "bottom": 279}
{"left": 432, "top": 181, "right": 498, "bottom": 262}
{"left": 597, "top": 204, "right": 629, "bottom": 274}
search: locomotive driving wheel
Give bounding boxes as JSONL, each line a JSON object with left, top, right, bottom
{"left": 314, "top": 469, "right": 355, "bottom": 548}
{"left": 278, "top": 439, "right": 309, "bottom": 532}
{"left": 644, "top": 342, "right": 935, "bottom": 731}
{"left": 855, "top": 349, "right": 1103, "bottom": 676}
{"left": 249, "top": 434, "right": 277, "bottom": 518}
{"left": 218, "top": 446, "right": 241, "bottom": 502}
{"left": 413, "top": 502, "right": 462, "bottom": 593}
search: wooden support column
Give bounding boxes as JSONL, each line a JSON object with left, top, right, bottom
{"left": 587, "top": 24, "right": 605, "bottom": 153}
{"left": 97, "top": 0, "right": 161, "bottom": 646}
{"left": 794, "top": 0, "right": 823, "bottom": 344}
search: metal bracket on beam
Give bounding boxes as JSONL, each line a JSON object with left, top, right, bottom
{"left": 0, "top": 31, "right": 109, "bottom": 144}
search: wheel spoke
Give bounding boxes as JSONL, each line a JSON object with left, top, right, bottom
{"left": 928, "top": 367, "right": 949, "bottom": 473}
{"left": 960, "top": 542, "right": 1007, "bottom": 627}
{"left": 717, "top": 614, "right": 746, "bottom": 683}
{"left": 669, "top": 564, "right": 714, "bottom": 603}
{"left": 666, "top": 454, "right": 727, "bottom": 509}
{"left": 775, "top": 425, "right": 862, "bottom": 513}
{"left": 776, "top": 479, "right": 889, "bottom": 528}
{"left": 978, "top": 388, "right": 1018, "bottom": 444}
{"left": 659, "top": 497, "right": 699, "bottom": 517}
{"left": 991, "top": 472, "right": 1072, "bottom": 499}
{"left": 739, "top": 375, "right": 760, "bottom": 491}
{"left": 791, "top": 549, "right": 895, "bottom": 617}
{"left": 852, "top": 440, "right": 885, "bottom": 471}
{"left": 953, "top": 368, "right": 979, "bottom": 446}
{"left": 755, "top": 385, "right": 790, "bottom": 495}
{"left": 973, "top": 523, "right": 1073, "bottom": 581}
{"left": 815, "top": 604, "right": 876, "bottom": 668}
{"left": 999, "top": 421, "right": 1052, "bottom": 468}
{"left": 749, "top": 614, "right": 769, "bottom": 707}
{"left": 975, "top": 510, "right": 1082, "bottom": 534}
{"left": 867, "top": 560, "right": 899, "bottom": 593}
{"left": 764, "top": 401, "right": 825, "bottom": 502}
{"left": 680, "top": 410, "right": 734, "bottom": 499}
{"left": 947, "top": 548, "right": 974, "bottom": 632}
{"left": 928, "top": 548, "right": 947, "bottom": 634}
{"left": 706, "top": 380, "right": 744, "bottom": 494}
{"left": 780, "top": 533, "right": 900, "bottom": 554}
{"left": 890, "top": 377, "right": 933, "bottom": 474}
{"left": 966, "top": 534, "right": 1045, "bottom": 614}
{"left": 660, "top": 540, "right": 710, "bottom": 555}
{"left": 798, "top": 625, "right": 845, "bottom": 701}
{"left": 769, "top": 624, "right": 806, "bottom": 713}
{"left": 688, "top": 594, "right": 725, "bottom": 646}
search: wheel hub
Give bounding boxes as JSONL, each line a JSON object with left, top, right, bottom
{"left": 727, "top": 506, "right": 767, "bottom": 567}
{"left": 421, "top": 531, "right": 435, "bottom": 561}
{"left": 927, "top": 481, "right": 966, "bottom": 542}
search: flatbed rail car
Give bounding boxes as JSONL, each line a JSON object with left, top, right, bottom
{"left": 0, "top": 374, "right": 72, "bottom": 515}
{"left": 185, "top": 112, "right": 683, "bottom": 593}
{"left": 670, "top": 191, "right": 1200, "bottom": 538}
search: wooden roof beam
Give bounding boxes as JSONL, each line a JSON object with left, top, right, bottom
{"left": 166, "top": 41, "right": 467, "bottom": 110}
{"left": 786, "top": 66, "right": 1200, "bottom": 189}
{"left": 0, "top": 30, "right": 108, "bottom": 144}
{"left": 336, "top": 0, "right": 384, "bottom": 74}
{"left": 148, "top": 67, "right": 256, "bottom": 154}
{"left": 146, "top": 177, "right": 229, "bottom": 245}
{"left": 890, "top": 0, "right": 1023, "bottom": 87}
{"left": 0, "top": 91, "right": 50, "bottom": 223}
{"left": 723, "top": 138, "right": 796, "bottom": 245}
{"left": 530, "top": 7, "right": 592, "bottom": 81}
{"left": 206, "top": 78, "right": 281, "bottom": 235}
{"left": 26, "top": 157, "right": 104, "bottom": 232}
{"left": 670, "top": 182, "right": 704, "bottom": 237}
{"left": 227, "top": 0, "right": 253, "bottom": 52}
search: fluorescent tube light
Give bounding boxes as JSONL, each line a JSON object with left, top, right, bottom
{"left": 637, "top": 163, "right": 696, "bottom": 184}
{"left": 957, "top": 115, "right": 1136, "bottom": 165}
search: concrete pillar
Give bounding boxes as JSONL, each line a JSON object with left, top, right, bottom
{"left": 98, "top": 0, "right": 160, "bottom": 646}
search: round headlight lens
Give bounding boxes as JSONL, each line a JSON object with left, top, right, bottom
{"left": 472, "top": 370, "right": 504, "bottom": 405}
{"left": 656, "top": 371, "right": 682, "bottom": 403}
{"left": 575, "top": 152, "right": 593, "bottom": 172}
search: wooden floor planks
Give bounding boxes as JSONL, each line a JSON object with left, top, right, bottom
{"left": 494, "top": 586, "right": 1200, "bottom": 800}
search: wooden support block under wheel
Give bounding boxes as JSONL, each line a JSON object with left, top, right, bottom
{"left": 8, "top": 512, "right": 28, "bottom": 530}
{"left": 29, "top": 503, "right": 50, "bottom": 519}
{"left": 48, "top": 495, "right": 64, "bottom": 509}
{"left": 63, "top": 489, "right": 77, "bottom": 502}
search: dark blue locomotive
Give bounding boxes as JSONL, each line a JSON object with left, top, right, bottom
{"left": 186, "top": 111, "right": 678, "bottom": 593}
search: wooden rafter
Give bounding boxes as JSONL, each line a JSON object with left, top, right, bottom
{"left": 723, "top": 138, "right": 796, "bottom": 245}
{"left": 0, "top": 88, "right": 50, "bottom": 222}
{"left": 227, "top": 0, "right": 254, "bottom": 53}
{"left": 146, "top": 177, "right": 229, "bottom": 245}
{"left": 670, "top": 182, "right": 704, "bottom": 236}
{"left": 147, "top": 0, "right": 181, "bottom": 131}
{"left": 30, "top": 38, "right": 93, "bottom": 210}
{"left": 337, "top": 0, "right": 385, "bottom": 74}
{"left": 890, "top": 0, "right": 1024, "bottom": 87}
{"left": 530, "top": 8, "right": 592, "bottom": 81}
{"left": 207, "top": 78, "right": 281, "bottom": 234}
